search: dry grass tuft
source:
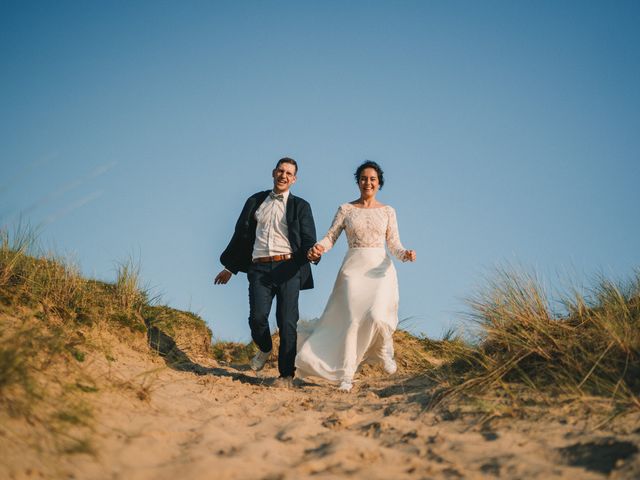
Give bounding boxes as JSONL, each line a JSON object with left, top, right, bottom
{"left": 392, "top": 329, "right": 445, "bottom": 373}
{"left": 428, "top": 268, "right": 640, "bottom": 414}
{"left": 212, "top": 339, "right": 258, "bottom": 365}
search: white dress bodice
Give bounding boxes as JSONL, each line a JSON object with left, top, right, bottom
{"left": 317, "top": 203, "right": 407, "bottom": 260}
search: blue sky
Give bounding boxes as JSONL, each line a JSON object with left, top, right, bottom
{"left": 2, "top": 1, "right": 639, "bottom": 341}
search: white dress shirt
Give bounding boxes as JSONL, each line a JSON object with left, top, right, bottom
{"left": 251, "top": 190, "right": 293, "bottom": 260}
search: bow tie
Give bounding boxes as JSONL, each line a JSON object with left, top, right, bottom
{"left": 269, "top": 192, "right": 284, "bottom": 201}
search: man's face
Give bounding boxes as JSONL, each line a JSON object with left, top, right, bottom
{"left": 272, "top": 162, "right": 297, "bottom": 193}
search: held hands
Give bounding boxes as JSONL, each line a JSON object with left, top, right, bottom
{"left": 307, "top": 243, "right": 325, "bottom": 262}
{"left": 214, "top": 269, "right": 232, "bottom": 285}
{"left": 403, "top": 249, "right": 417, "bottom": 262}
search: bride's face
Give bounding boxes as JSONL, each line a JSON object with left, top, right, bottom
{"left": 358, "top": 167, "right": 379, "bottom": 199}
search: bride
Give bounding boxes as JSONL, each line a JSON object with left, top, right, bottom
{"left": 295, "top": 161, "right": 416, "bottom": 392}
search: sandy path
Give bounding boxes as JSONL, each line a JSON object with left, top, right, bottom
{"left": 26, "top": 351, "right": 632, "bottom": 480}
{"left": 1, "top": 330, "right": 637, "bottom": 480}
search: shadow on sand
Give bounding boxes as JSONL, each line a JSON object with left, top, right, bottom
{"left": 372, "top": 375, "right": 437, "bottom": 409}
{"left": 144, "top": 321, "right": 267, "bottom": 387}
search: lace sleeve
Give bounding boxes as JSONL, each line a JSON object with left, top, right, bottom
{"left": 386, "top": 207, "right": 407, "bottom": 261}
{"left": 317, "top": 205, "right": 346, "bottom": 252}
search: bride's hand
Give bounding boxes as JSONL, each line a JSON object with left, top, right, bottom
{"left": 307, "top": 244, "right": 324, "bottom": 261}
{"left": 403, "top": 250, "right": 416, "bottom": 262}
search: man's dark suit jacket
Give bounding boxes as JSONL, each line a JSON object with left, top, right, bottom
{"left": 220, "top": 190, "right": 317, "bottom": 290}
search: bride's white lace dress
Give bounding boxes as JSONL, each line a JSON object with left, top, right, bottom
{"left": 295, "top": 203, "right": 409, "bottom": 383}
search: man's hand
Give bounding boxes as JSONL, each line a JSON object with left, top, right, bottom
{"left": 403, "top": 250, "right": 417, "bottom": 262}
{"left": 214, "top": 269, "right": 233, "bottom": 285}
{"left": 307, "top": 243, "right": 324, "bottom": 262}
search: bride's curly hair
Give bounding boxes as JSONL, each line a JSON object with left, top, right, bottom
{"left": 354, "top": 160, "right": 385, "bottom": 189}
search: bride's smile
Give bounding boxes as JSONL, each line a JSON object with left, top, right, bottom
{"left": 353, "top": 167, "right": 384, "bottom": 209}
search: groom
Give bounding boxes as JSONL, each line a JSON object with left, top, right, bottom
{"left": 214, "top": 157, "right": 318, "bottom": 387}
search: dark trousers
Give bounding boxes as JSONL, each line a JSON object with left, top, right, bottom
{"left": 247, "top": 259, "right": 301, "bottom": 377}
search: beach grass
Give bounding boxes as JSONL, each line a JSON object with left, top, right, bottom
{"left": 427, "top": 268, "right": 640, "bottom": 414}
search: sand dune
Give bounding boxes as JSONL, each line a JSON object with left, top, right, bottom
{"left": 3, "top": 336, "right": 638, "bottom": 480}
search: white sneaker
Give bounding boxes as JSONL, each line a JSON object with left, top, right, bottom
{"left": 250, "top": 349, "right": 271, "bottom": 371}
{"left": 338, "top": 380, "right": 353, "bottom": 392}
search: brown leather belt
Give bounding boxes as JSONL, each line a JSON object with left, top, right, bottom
{"left": 252, "top": 254, "right": 293, "bottom": 264}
